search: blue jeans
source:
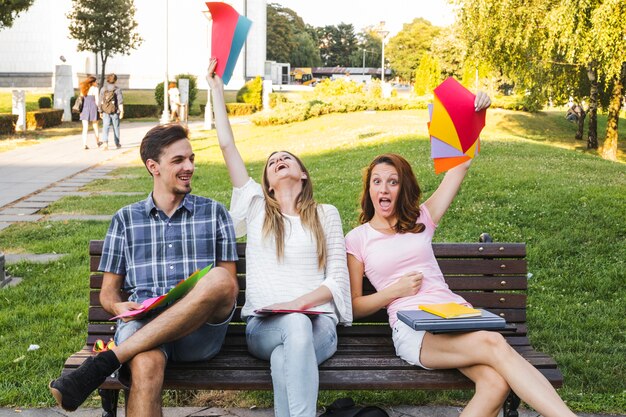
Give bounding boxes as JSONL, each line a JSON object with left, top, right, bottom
{"left": 102, "top": 112, "right": 120, "bottom": 146}
{"left": 115, "top": 304, "right": 235, "bottom": 362}
{"left": 246, "top": 314, "right": 337, "bottom": 417}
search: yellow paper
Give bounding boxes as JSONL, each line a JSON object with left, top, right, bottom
{"left": 419, "top": 303, "right": 481, "bottom": 319}
{"left": 428, "top": 95, "right": 463, "bottom": 152}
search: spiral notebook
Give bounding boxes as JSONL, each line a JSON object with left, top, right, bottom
{"left": 397, "top": 309, "right": 506, "bottom": 333}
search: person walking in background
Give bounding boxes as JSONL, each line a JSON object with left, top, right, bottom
{"left": 168, "top": 81, "right": 182, "bottom": 123}
{"left": 79, "top": 75, "right": 101, "bottom": 150}
{"left": 99, "top": 73, "right": 124, "bottom": 150}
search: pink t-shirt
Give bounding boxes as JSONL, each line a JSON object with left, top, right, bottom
{"left": 345, "top": 204, "right": 470, "bottom": 327}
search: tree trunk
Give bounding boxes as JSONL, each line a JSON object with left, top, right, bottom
{"left": 576, "top": 108, "right": 586, "bottom": 140}
{"left": 587, "top": 64, "right": 598, "bottom": 149}
{"left": 600, "top": 62, "right": 626, "bottom": 161}
{"left": 99, "top": 51, "right": 108, "bottom": 90}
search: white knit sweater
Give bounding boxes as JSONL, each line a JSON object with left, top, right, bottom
{"left": 230, "top": 178, "right": 352, "bottom": 325}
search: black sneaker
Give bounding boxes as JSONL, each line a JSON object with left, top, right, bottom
{"left": 49, "top": 352, "right": 119, "bottom": 411}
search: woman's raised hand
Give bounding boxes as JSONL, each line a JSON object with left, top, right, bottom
{"left": 474, "top": 91, "right": 491, "bottom": 112}
{"left": 206, "top": 58, "right": 223, "bottom": 91}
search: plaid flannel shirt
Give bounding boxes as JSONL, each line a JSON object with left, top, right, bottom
{"left": 98, "top": 193, "right": 238, "bottom": 303}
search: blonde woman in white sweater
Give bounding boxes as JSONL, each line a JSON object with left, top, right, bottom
{"left": 207, "top": 58, "right": 352, "bottom": 417}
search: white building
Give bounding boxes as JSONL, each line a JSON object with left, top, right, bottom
{"left": 0, "top": 0, "right": 266, "bottom": 90}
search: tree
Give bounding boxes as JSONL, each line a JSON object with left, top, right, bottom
{"left": 266, "top": 3, "right": 298, "bottom": 63}
{"left": 455, "top": 0, "right": 624, "bottom": 159}
{"left": 348, "top": 27, "right": 382, "bottom": 69}
{"left": 0, "top": 0, "right": 34, "bottom": 30}
{"left": 413, "top": 53, "right": 442, "bottom": 95}
{"left": 317, "top": 23, "right": 358, "bottom": 67}
{"left": 430, "top": 26, "right": 465, "bottom": 79}
{"left": 588, "top": 0, "right": 626, "bottom": 161}
{"left": 67, "top": 0, "right": 143, "bottom": 87}
{"left": 266, "top": 3, "right": 320, "bottom": 67}
{"left": 385, "top": 18, "right": 441, "bottom": 82}
{"left": 290, "top": 31, "right": 321, "bottom": 67}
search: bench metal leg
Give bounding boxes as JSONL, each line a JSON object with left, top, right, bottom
{"left": 503, "top": 391, "right": 521, "bottom": 417}
{"left": 99, "top": 388, "right": 119, "bottom": 417}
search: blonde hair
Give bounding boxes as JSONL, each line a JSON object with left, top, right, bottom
{"left": 261, "top": 151, "right": 326, "bottom": 269}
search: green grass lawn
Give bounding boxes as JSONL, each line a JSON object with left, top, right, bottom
{"left": 0, "top": 109, "right": 624, "bottom": 412}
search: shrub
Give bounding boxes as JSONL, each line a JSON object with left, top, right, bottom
{"left": 25, "top": 109, "right": 63, "bottom": 129}
{"left": 313, "top": 78, "right": 364, "bottom": 98}
{"left": 38, "top": 96, "right": 52, "bottom": 109}
{"left": 236, "top": 76, "right": 262, "bottom": 110}
{"left": 154, "top": 81, "right": 166, "bottom": 108}
{"left": 0, "top": 114, "right": 19, "bottom": 134}
{"left": 124, "top": 104, "right": 160, "bottom": 119}
{"left": 226, "top": 103, "right": 256, "bottom": 116}
{"left": 200, "top": 103, "right": 257, "bottom": 116}
{"left": 268, "top": 92, "right": 290, "bottom": 109}
{"left": 175, "top": 73, "right": 198, "bottom": 112}
{"left": 155, "top": 74, "right": 199, "bottom": 112}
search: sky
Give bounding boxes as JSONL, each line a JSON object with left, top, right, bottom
{"left": 272, "top": 0, "right": 456, "bottom": 36}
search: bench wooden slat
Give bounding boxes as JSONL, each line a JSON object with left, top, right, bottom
{"left": 89, "top": 240, "right": 527, "bottom": 259}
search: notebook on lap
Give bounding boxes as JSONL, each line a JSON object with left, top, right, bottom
{"left": 397, "top": 309, "right": 506, "bottom": 333}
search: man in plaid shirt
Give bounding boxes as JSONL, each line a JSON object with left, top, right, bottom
{"left": 50, "top": 124, "right": 239, "bottom": 415}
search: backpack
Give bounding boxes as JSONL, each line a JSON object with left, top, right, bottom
{"left": 101, "top": 88, "right": 118, "bottom": 114}
{"left": 320, "top": 398, "right": 389, "bottom": 417}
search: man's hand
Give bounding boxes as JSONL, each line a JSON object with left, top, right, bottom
{"left": 474, "top": 92, "right": 491, "bottom": 112}
{"left": 388, "top": 271, "right": 423, "bottom": 298}
{"left": 113, "top": 301, "right": 143, "bottom": 322}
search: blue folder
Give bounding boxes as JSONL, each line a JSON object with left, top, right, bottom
{"left": 397, "top": 309, "right": 506, "bottom": 333}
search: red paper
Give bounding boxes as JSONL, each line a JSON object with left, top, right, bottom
{"left": 206, "top": 2, "right": 240, "bottom": 80}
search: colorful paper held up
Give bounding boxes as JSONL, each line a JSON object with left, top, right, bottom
{"left": 428, "top": 77, "right": 486, "bottom": 174}
{"left": 205, "top": 2, "right": 252, "bottom": 85}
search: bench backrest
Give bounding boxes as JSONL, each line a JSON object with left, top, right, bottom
{"left": 86, "top": 240, "right": 527, "bottom": 346}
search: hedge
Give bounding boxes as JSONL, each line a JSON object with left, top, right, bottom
{"left": 26, "top": 109, "right": 63, "bottom": 130}
{"left": 200, "top": 103, "right": 257, "bottom": 116}
{"left": 0, "top": 114, "right": 19, "bottom": 135}
{"left": 251, "top": 96, "right": 429, "bottom": 126}
{"left": 123, "top": 104, "right": 160, "bottom": 119}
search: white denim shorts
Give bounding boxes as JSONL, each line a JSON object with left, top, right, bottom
{"left": 392, "top": 320, "right": 433, "bottom": 370}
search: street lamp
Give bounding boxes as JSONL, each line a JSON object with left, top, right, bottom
{"left": 376, "top": 22, "right": 389, "bottom": 83}
{"left": 159, "top": 0, "right": 170, "bottom": 124}
{"left": 361, "top": 49, "right": 370, "bottom": 77}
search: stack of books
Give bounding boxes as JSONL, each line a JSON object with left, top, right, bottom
{"left": 397, "top": 302, "right": 506, "bottom": 333}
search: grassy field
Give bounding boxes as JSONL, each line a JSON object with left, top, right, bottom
{"left": 0, "top": 109, "right": 624, "bottom": 412}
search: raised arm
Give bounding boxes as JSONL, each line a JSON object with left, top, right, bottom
{"left": 424, "top": 92, "right": 491, "bottom": 224}
{"left": 206, "top": 58, "right": 249, "bottom": 188}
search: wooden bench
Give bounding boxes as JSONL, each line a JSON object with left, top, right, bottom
{"left": 60, "top": 234, "right": 563, "bottom": 417}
